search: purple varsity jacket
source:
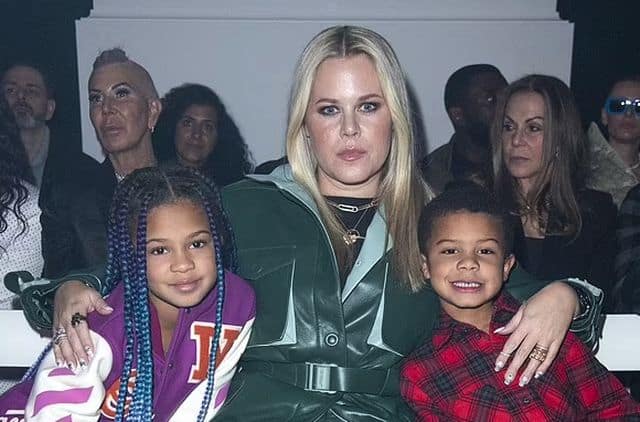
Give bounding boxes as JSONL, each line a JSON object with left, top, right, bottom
{"left": 0, "top": 270, "right": 255, "bottom": 421}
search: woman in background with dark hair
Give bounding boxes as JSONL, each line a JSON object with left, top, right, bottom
{"left": 0, "top": 95, "right": 43, "bottom": 304}
{"left": 153, "top": 83, "right": 253, "bottom": 186}
{"left": 0, "top": 95, "right": 43, "bottom": 393}
{"left": 492, "top": 74, "right": 617, "bottom": 307}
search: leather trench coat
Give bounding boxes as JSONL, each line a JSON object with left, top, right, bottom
{"left": 213, "top": 166, "right": 546, "bottom": 422}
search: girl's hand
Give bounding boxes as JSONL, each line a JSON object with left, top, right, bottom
{"left": 52, "top": 280, "right": 113, "bottom": 369}
{"left": 494, "top": 281, "right": 577, "bottom": 387}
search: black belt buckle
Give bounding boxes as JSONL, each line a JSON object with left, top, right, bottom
{"left": 304, "top": 362, "right": 338, "bottom": 393}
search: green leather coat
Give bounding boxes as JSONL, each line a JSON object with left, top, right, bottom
{"left": 214, "top": 166, "right": 547, "bottom": 422}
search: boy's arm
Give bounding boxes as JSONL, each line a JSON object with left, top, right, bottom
{"left": 562, "top": 333, "right": 640, "bottom": 420}
{"left": 25, "top": 331, "right": 113, "bottom": 422}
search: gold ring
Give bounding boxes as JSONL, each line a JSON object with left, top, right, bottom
{"left": 528, "top": 344, "right": 548, "bottom": 362}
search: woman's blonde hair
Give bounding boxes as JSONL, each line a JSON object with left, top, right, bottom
{"left": 492, "top": 74, "right": 587, "bottom": 237}
{"left": 286, "top": 25, "right": 431, "bottom": 291}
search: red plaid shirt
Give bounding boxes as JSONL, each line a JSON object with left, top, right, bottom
{"left": 400, "top": 292, "right": 640, "bottom": 421}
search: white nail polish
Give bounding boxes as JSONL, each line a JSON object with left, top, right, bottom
{"left": 504, "top": 373, "right": 514, "bottom": 385}
{"left": 519, "top": 376, "right": 529, "bottom": 387}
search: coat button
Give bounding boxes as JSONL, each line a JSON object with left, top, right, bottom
{"left": 325, "top": 333, "right": 339, "bottom": 347}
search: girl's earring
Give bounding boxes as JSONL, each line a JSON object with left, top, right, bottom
{"left": 554, "top": 148, "right": 560, "bottom": 158}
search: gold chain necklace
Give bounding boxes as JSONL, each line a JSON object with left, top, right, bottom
{"left": 327, "top": 199, "right": 379, "bottom": 245}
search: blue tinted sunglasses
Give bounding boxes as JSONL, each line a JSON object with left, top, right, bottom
{"left": 605, "top": 97, "right": 640, "bottom": 117}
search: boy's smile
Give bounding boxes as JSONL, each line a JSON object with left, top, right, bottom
{"left": 422, "top": 211, "right": 515, "bottom": 331}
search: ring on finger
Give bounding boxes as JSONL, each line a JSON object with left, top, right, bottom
{"left": 53, "top": 332, "right": 68, "bottom": 346}
{"left": 528, "top": 344, "right": 549, "bottom": 362}
{"left": 71, "top": 312, "right": 87, "bottom": 328}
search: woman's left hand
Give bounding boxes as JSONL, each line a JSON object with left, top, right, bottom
{"left": 494, "top": 281, "right": 578, "bottom": 387}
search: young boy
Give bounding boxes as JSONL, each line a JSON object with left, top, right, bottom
{"left": 401, "top": 183, "right": 640, "bottom": 421}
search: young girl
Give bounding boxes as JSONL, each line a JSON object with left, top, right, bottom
{"left": 0, "top": 166, "right": 255, "bottom": 421}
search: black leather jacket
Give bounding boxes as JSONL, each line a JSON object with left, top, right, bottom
{"left": 40, "top": 157, "right": 114, "bottom": 278}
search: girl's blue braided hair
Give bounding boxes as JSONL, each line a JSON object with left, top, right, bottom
{"left": 101, "top": 165, "right": 235, "bottom": 421}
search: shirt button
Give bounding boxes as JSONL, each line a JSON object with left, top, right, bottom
{"left": 522, "top": 397, "right": 531, "bottom": 404}
{"left": 355, "top": 260, "right": 362, "bottom": 266}
{"left": 168, "top": 363, "right": 174, "bottom": 369}
{"left": 325, "top": 333, "right": 339, "bottom": 347}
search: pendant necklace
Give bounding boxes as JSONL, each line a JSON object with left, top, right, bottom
{"left": 327, "top": 198, "right": 379, "bottom": 246}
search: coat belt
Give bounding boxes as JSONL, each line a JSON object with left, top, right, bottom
{"left": 240, "top": 361, "right": 399, "bottom": 395}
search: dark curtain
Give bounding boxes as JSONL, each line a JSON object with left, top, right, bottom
{"left": 559, "top": 0, "right": 640, "bottom": 127}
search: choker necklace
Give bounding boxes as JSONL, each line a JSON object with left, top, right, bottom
{"left": 327, "top": 199, "right": 379, "bottom": 245}
{"left": 326, "top": 198, "right": 379, "bottom": 213}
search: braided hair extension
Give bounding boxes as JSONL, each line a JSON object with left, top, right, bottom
{"left": 129, "top": 195, "right": 153, "bottom": 421}
{"left": 102, "top": 165, "right": 234, "bottom": 421}
{"left": 203, "top": 177, "right": 238, "bottom": 273}
{"left": 195, "top": 196, "right": 226, "bottom": 421}
{"left": 113, "top": 194, "right": 136, "bottom": 422}
{"left": 21, "top": 343, "right": 53, "bottom": 382}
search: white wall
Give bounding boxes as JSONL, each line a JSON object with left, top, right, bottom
{"left": 76, "top": 0, "right": 573, "bottom": 165}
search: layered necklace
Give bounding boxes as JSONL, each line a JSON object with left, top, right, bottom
{"left": 326, "top": 197, "right": 379, "bottom": 246}
{"left": 516, "top": 193, "right": 551, "bottom": 236}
